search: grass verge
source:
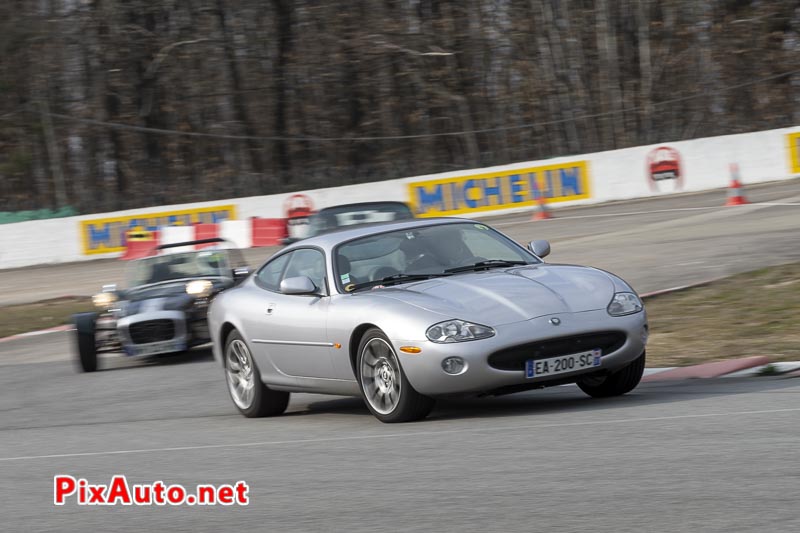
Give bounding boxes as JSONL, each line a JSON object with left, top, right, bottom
{"left": 0, "top": 296, "right": 92, "bottom": 338}
{"left": 644, "top": 262, "right": 800, "bottom": 367}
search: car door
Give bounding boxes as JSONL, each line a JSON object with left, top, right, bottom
{"left": 248, "top": 247, "right": 334, "bottom": 379}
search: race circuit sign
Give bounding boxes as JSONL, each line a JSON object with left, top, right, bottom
{"left": 80, "top": 204, "right": 236, "bottom": 255}
{"left": 787, "top": 132, "right": 800, "bottom": 175}
{"left": 407, "top": 161, "right": 591, "bottom": 217}
{"left": 646, "top": 146, "right": 683, "bottom": 192}
{"left": 283, "top": 193, "right": 315, "bottom": 240}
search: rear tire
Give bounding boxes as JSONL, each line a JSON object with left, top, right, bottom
{"left": 356, "top": 328, "right": 434, "bottom": 423}
{"left": 224, "top": 330, "right": 289, "bottom": 418}
{"left": 578, "top": 350, "right": 646, "bottom": 398}
{"left": 73, "top": 313, "right": 98, "bottom": 373}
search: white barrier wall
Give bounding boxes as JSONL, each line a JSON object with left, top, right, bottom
{"left": 1, "top": 125, "right": 799, "bottom": 269}
{"left": 219, "top": 220, "right": 252, "bottom": 249}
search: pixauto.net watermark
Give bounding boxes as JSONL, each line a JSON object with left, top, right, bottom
{"left": 54, "top": 475, "right": 249, "bottom": 506}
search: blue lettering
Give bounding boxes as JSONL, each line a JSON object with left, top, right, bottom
{"left": 415, "top": 184, "right": 446, "bottom": 214}
{"left": 88, "top": 223, "right": 112, "bottom": 251}
{"left": 544, "top": 170, "right": 555, "bottom": 198}
{"left": 213, "top": 210, "right": 232, "bottom": 223}
{"left": 462, "top": 179, "right": 479, "bottom": 209}
{"left": 559, "top": 167, "right": 583, "bottom": 196}
{"left": 509, "top": 174, "right": 527, "bottom": 203}
{"left": 482, "top": 177, "right": 504, "bottom": 206}
{"left": 528, "top": 172, "right": 543, "bottom": 200}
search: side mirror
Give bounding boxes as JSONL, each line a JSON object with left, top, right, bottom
{"left": 281, "top": 237, "right": 299, "bottom": 245}
{"left": 232, "top": 267, "right": 251, "bottom": 284}
{"left": 527, "top": 240, "right": 551, "bottom": 258}
{"left": 279, "top": 276, "right": 318, "bottom": 295}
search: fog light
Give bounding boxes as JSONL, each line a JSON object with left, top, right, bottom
{"left": 641, "top": 324, "right": 649, "bottom": 344}
{"left": 441, "top": 357, "right": 466, "bottom": 375}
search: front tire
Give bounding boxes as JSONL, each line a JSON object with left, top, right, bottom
{"left": 578, "top": 350, "right": 646, "bottom": 398}
{"left": 224, "top": 330, "right": 289, "bottom": 418}
{"left": 73, "top": 313, "right": 98, "bottom": 373}
{"left": 357, "top": 328, "right": 434, "bottom": 423}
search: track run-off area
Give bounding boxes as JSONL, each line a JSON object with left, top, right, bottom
{"left": 1, "top": 179, "right": 799, "bottom": 531}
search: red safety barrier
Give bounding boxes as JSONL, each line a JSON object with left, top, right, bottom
{"left": 194, "top": 223, "right": 220, "bottom": 248}
{"left": 121, "top": 230, "right": 159, "bottom": 260}
{"left": 251, "top": 218, "right": 288, "bottom": 247}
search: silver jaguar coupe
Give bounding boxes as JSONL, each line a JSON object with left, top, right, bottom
{"left": 209, "top": 218, "right": 648, "bottom": 423}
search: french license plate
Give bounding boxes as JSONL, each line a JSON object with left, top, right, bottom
{"left": 133, "top": 341, "right": 183, "bottom": 356}
{"left": 525, "top": 349, "right": 601, "bottom": 379}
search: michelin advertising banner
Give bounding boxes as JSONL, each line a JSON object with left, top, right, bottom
{"left": 80, "top": 205, "right": 236, "bottom": 255}
{"left": 407, "top": 160, "right": 591, "bottom": 217}
{"left": 787, "top": 132, "right": 800, "bottom": 175}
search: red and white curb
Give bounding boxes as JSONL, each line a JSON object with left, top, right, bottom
{"left": 642, "top": 355, "right": 769, "bottom": 382}
{"left": 0, "top": 324, "right": 74, "bottom": 344}
{"left": 721, "top": 361, "right": 800, "bottom": 378}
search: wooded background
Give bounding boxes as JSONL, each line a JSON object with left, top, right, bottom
{"left": 1, "top": 0, "right": 799, "bottom": 214}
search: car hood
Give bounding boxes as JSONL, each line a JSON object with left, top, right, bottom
{"left": 371, "top": 264, "right": 615, "bottom": 326}
{"left": 116, "top": 278, "right": 230, "bottom": 317}
{"left": 123, "top": 278, "right": 231, "bottom": 302}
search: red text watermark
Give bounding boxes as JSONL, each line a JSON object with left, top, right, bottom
{"left": 54, "top": 475, "right": 249, "bottom": 506}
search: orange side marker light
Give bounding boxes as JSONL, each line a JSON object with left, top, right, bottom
{"left": 399, "top": 346, "right": 422, "bottom": 354}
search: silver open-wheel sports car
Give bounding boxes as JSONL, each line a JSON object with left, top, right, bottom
{"left": 209, "top": 219, "right": 649, "bottom": 422}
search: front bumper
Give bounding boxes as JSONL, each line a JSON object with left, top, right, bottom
{"left": 393, "top": 310, "right": 648, "bottom": 396}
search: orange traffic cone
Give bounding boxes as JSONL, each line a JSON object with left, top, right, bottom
{"left": 531, "top": 183, "right": 553, "bottom": 220}
{"left": 725, "top": 164, "right": 749, "bottom": 206}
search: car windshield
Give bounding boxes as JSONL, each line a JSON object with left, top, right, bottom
{"left": 307, "top": 203, "right": 413, "bottom": 238}
{"left": 125, "top": 250, "right": 232, "bottom": 288}
{"left": 334, "top": 222, "right": 538, "bottom": 292}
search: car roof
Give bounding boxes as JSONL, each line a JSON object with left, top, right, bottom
{"left": 315, "top": 201, "right": 411, "bottom": 214}
{"left": 283, "top": 217, "right": 477, "bottom": 252}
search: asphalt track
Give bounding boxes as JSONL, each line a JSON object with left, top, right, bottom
{"left": 1, "top": 180, "right": 800, "bottom": 531}
{"left": 1, "top": 358, "right": 799, "bottom": 532}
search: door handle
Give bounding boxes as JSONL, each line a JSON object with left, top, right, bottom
{"left": 266, "top": 303, "right": 276, "bottom": 315}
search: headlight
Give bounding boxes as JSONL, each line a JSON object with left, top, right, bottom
{"left": 426, "top": 319, "right": 495, "bottom": 343}
{"left": 186, "top": 279, "right": 213, "bottom": 298}
{"left": 92, "top": 292, "right": 118, "bottom": 310}
{"left": 607, "top": 292, "right": 643, "bottom": 316}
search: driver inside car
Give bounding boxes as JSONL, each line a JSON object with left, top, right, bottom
{"left": 147, "top": 260, "right": 174, "bottom": 283}
{"left": 403, "top": 227, "right": 478, "bottom": 272}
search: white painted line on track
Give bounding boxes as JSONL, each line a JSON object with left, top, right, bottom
{"left": 3, "top": 406, "right": 799, "bottom": 463}
{"left": 492, "top": 202, "right": 800, "bottom": 226}
{"left": 493, "top": 206, "right": 723, "bottom": 225}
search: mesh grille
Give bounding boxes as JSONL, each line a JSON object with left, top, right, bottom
{"left": 488, "top": 331, "right": 626, "bottom": 371}
{"left": 129, "top": 319, "right": 176, "bottom": 344}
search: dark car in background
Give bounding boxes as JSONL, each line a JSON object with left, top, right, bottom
{"left": 284, "top": 201, "right": 414, "bottom": 244}
{"left": 73, "top": 238, "right": 250, "bottom": 372}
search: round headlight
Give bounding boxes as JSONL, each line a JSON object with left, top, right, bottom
{"left": 441, "top": 356, "right": 467, "bottom": 375}
{"left": 607, "top": 292, "right": 643, "bottom": 316}
{"left": 92, "top": 292, "right": 118, "bottom": 310}
{"left": 186, "top": 279, "right": 213, "bottom": 298}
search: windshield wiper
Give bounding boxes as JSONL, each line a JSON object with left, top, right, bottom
{"left": 348, "top": 273, "right": 451, "bottom": 292}
{"left": 444, "top": 259, "right": 527, "bottom": 274}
